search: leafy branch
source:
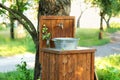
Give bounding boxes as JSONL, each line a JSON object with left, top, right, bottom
{"left": 42, "top": 24, "right": 51, "bottom": 40}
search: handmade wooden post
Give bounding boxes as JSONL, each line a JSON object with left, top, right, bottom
{"left": 39, "top": 16, "right": 96, "bottom": 80}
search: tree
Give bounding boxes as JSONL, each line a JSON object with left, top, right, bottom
{"left": 75, "top": 0, "right": 91, "bottom": 28}
{"left": 10, "top": 0, "right": 30, "bottom": 39}
{"left": 0, "top": 0, "right": 71, "bottom": 80}
{"left": 85, "top": 0, "right": 120, "bottom": 39}
{"left": 0, "top": 0, "right": 30, "bottom": 39}
{"left": 90, "top": 0, "right": 120, "bottom": 28}
{"left": 0, "top": 0, "right": 38, "bottom": 79}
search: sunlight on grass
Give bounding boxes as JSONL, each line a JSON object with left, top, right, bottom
{"left": 105, "top": 22, "right": 120, "bottom": 33}
{"left": 0, "top": 46, "right": 26, "bottom": 56}
{"left": 75, "top": 28, "right": 110, "bottom": 46}
{"left": 95, "top": 54, "right": 120, "bottom": 80}
{"left": 0, "top": 36, "right": 35, "bottom": 57}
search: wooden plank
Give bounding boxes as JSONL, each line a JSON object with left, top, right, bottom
{"left": 39, "top": 16, "right": 75, "bottom": 48}
{"left": 71, "top": 54, "right": 77, "bottom": 80}
{"left": 47, "top": 53, "right": 50, "bottom": 80}
{"left": 76, "top": 54, "right": 83, "bottom": 79}
{"left": 41, "top": 52, "right": 46, "bottom": 80}
{"left": 55, "top": 54, "right": 59, "bottom": 80}
{"left": 69, "top": 19, "right": 75, "bottom": 37}
{"left": 91, "top": 52, "right": 95, "bottom": 80}
{"left": 86, "top": 53, "right": 91, "bottom": 80}
{"left": 40, "top": 16, "right": 75, "bottom": 20}
{"left": 44, "top": 52, "right": 47, "bottom": 80}
{"left": 58, "top": 54, "right": 67, "bottom": 80}
{"left": 63, "top": 19, "right": 70, "bottom": 37}
{"left": 66, "top": 55, "right": 71, "bottom": 80}
{"left": 49, "top": 53, "right": 55, "bottom": 80}
{"left": 67, "top": 54, "right": 75, "bottom": 80}
{"left": 40, "top": 48, "right": 96, "bottom": 54}
{"left": 81, "top": 53, "right": 86, "bottom": 80}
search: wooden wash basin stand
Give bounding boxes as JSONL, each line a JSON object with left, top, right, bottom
{"left": 40, "top": 47, "right": 96, "bottom": 80}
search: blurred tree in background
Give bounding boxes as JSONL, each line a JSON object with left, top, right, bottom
{"left": 0, "top": 0, "right": 39, "bottom": 80}
{"left": 85, "top": 0, "right": 120, "bottom": 30}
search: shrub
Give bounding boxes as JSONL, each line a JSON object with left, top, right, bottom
{"left": 96, "top": 54, "right": 120, "bottom": 80}
{"left": 15, "top": 59, "right": 33, "bottom": 80}
{"left": 0, "top": 60, "right": 34, "bottom": 80}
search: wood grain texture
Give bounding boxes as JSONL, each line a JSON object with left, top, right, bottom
{"left": 39, "top": 16, "right": 75, "bottom": 48}
{"left": 40, "top": 48, "right": 95, "bottom": 80}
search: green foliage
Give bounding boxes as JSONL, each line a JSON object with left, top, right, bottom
{"left": 0, "top": 60, "right": 34, "bottom": 80}
{"left": 10, "top": 0, "right": 29, "bottom": 13}
{"left": 96, "top": 54, "right": 120, "bottom": 80}
{"left": 2, "top": 0, "right": 6, "bottom": 4}
{"left": 92, "top": 0, "right": 120, "bottom": 16}
{"left": 0, "top": 9, "right": 6, "bottom": 15}
{"left": 86, "top": 0, "right": 120, "bottom": 28}
{"left": 42, "top": 24, "right": 51, "bottom": 40}
{"left": 75, "top": 28, "right": 109, "bottom": 46}
{"left": 16, "top": 59, "right": 33, "bottom": 80}
{"left": 0, "top": 24, "right": 6, "bottom": 30}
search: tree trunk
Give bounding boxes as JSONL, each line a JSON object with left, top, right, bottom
{"left": 99, "top": 11, "right": 104, "bottom": 39}
{"left": 10, "top": 17, "right": 15, "bottom": 39}
{"left": 39, "top": 0, "right": 71, "bottom": 16}
{"left": 99, "top": 31, "right": 102, "bottom": 39}
{"left": 34, "top": 3, "right": 41, "bottom": 79}
{"left": 77, "top": 11, "right": 84, "bottom": 28}
{"left": 77, "top": 14, "right": 82, "bottom": 28}
{"left": 34, "top": 42, "right": 41, "bottom": 80}
{"left": 100, "top": 12, "right": 104, "bottom": 31}
{"left": 99, "top": 17, "right": 103, "bottom": 39}
{"left": 34, "top": 0, "right": 71, "bottom": 80}
{"left": 106, "top": 21, "right": 110, "bottom": 28}
{"left": 103, "top": 15, "right": 111, "bottom": 28}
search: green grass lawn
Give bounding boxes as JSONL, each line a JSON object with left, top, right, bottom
{"left": 75, "top": 28, "right": 110, "bottom": 47}
{"left": 0, "top": 36, "right": 35, "bottom": 56}
{"left": 0, "top": 27, "right": 36, "bottom": 56}
{"left": 0, "top": 70, "right": 34, "bottom": 80}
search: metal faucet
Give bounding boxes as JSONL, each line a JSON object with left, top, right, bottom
{"left": 58, "top": 23, "right": 63, "bottom": 29}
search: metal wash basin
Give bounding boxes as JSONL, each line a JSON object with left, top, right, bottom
{"left": 52, "top": 38, "right": 79, "bottom": 50}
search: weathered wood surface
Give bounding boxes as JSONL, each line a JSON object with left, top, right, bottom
{"left": 39, "top": 16, "right": 97, "bottom": 80}
{"left": 40, "top": 48, "right": 95, "bottom": 80}
{"left": 39, "top": 16, "right": 75, "bottom": 48}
